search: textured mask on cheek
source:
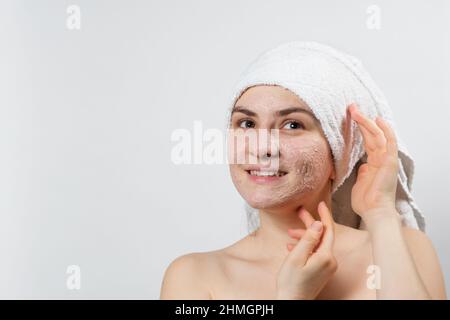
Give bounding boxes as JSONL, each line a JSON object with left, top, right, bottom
{"left": 234, "top": 135, "right": 333, "bottom": 209}
{"left": 268, "top": 136, "right": 332, "bottom": 205}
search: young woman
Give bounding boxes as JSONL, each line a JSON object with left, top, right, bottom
{"left": 160, "top": 42, "right": 447, "bottom": 300}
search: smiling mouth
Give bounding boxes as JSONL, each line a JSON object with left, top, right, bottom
{"left": 245, "top": 170, "right": 288, "bottom": 177}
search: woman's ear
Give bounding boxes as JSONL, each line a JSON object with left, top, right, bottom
{"left": 331, "top": 166, "right": 336, "bottom": 181}
{"left": 329, "top": 153, "right": 336, "bottom": 181}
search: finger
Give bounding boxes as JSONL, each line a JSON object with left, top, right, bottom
{"left": 287, "top": 228, "right": 306, "bottom": 240}
{"left": 289, "top": 221, "right": 323, "bottom": 266}
{"left": 375, "top": 117, "right": 398, "bottom": 159}
{"left": 317, "top": 201, "right": 335, "bottom": 229}
{"left": 350, "top": 104, "right": 386, "bottom": 150}
{"left": 349, "top": 108, "right": 377, "bottom": 152}
{"left": 298, "top": 207, "right": 315, "bottom": 228}
{"left": 358, "top": 122, "right": 378, "bottom": 152}
{"left": 287, "top": 242, "right": 317, "bottom": 253}
{"left": 349, "top": 104, "right": 384, "bottom": 136}
{"left": 358, "top": 163, "right": 369, "bottom": 175}
{"left": 287, "top": 239, "right": 302, "bottom": 251}
{"left": 356, "top": 163, "right": 370, "bottom": 183}
{"left": 316, "top": 201, "right": 335, "bottom": 252}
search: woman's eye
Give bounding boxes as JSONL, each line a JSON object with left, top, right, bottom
{"left": 238, "top": 119, "right": 255, "bottom": 128}
{"left": 282, "top": 121, "right": 304, "bottom": 130}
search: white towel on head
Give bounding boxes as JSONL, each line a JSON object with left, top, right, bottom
{"left": 226, "top": 41, "right": 425, "bottom": 232}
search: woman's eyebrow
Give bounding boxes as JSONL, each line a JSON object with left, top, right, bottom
{"left": 231, "top": 106, "right": 257, "bottom": 117}
{"left": 232, "top": 105, "right": 318, "bottom": 122}
{"left": 276, "top": 106, "right": 317, "bottom": 120}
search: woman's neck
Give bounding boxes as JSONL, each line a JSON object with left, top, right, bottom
{"left": 246, "top": 197, "right": 348, "bottom": 273}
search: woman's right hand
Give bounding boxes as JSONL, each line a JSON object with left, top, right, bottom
{"left": 276, "top": 201, "right": 338, "bottom": 300}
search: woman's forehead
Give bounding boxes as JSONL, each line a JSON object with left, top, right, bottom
{"left": 233, "top": 85, "right": 312, "bottom": 112}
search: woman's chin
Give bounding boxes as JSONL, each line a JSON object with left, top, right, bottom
{"left": 245, "top": 195, "right": 291, "bottom": 210}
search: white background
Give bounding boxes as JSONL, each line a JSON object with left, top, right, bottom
{"left": 0, "top": 0, "right": 448, "bottom": 299}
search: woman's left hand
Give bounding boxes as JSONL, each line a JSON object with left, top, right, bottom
{"left": 348, "top": 103, "right": 400, "bottom": 224}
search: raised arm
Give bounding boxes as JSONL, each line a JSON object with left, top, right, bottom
{"left": 366, "top": 211, "right": 446, "bottom": 299}
{"left": 348, "top": 103, "right": 446, "bottom": 299}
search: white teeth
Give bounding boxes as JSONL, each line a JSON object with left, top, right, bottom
{"left": 249, "top": 170, "right": 286, "bottom": 177}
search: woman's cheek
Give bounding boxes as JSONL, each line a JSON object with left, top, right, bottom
{"left": 281, "top": 139, "right": 333, "bottom": 195}
{"left": 292, "top": 148, "right": 330, "bottom": 190}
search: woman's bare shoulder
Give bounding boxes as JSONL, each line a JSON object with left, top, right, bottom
{"left": 160, "top": 252, "right": 212, "bottom": 299}
{"left": 159, "top": 245, "right": 238, "bottom": 300}
{"left": 335, "top": 223, "right": 370, "bottom": 244}
{"left": 170, "top": 248, "right": 231, "bottom": 269}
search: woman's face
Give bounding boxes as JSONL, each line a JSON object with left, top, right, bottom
{"left": 228, "top": 85, "right": 336, "bottom": 210}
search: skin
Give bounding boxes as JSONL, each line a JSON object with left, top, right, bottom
{"left": 228, "top": 85, "right": 335, "bottom": 218}
{"left": 160, "top": 85, "right": 447, "bottom": 300}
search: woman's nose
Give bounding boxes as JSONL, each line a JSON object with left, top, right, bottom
{"left": 249, "top": 130, "right": 280, "bottom": 160}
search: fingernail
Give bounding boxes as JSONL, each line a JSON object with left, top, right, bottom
{"left": 312, "top": 221, "right": 323, "bottom": 232}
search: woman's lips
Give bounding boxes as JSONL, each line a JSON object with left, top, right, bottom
{"left": 245, "top": 170, "right": 287, "bottom": 184}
